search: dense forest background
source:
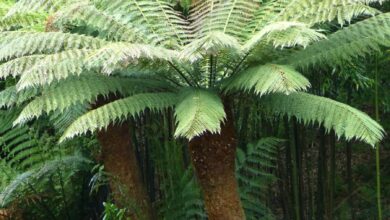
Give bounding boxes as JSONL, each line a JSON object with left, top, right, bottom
{"left": 0, "top": 0, "right": 389, "bottom": 220}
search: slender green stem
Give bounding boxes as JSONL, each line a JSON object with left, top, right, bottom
{"left": 168, "top": 61, "right": 195, "bottom": 87}
{"left": 209, "top": 55, "right": 214, "bottom": 88}
{"left": 374, "top": 56, "right": 382, "bottom": 220}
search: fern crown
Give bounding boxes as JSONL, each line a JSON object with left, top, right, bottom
{"left": 0, "top": 0, "right": 387, "bottom": 145}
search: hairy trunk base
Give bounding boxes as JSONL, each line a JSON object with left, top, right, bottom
{"left": 189, "top": 108, "right": 245, "bottom": 220}
{"left": 97, "top": 123, "right": 153, "bottom": 220}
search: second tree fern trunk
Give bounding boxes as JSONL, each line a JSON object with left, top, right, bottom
{"left": 189, "top": 104, "right": 245, "bottom": 220}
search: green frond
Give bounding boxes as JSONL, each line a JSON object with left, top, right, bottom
{"left": 0, "top": 154, "right": 90, "bottom": 207}
{"left": 261, "top": 92, "right": 385, "bottom": 146}
{"left": 0, "top": 54, "right": 45, "bottom": 79}
{"left": 15, "top": 49, "right": 92, "bottom": 90}
{"left": 53, "top": 2, "right": 158, "bottom": 43}
{"left": 237, "top": 137, "right": 281, "bottom": 219}
{"left": 0, "top": 32, "right": 105, "bottom": 61}
{"left": 282, "top": 12, "right": 390, "bottom": 68}
{"left": 86, "top": 42, "right": 180, "bottom": 74}
{"left": 0, "top": 171, "right": 33, "bottom": 207}
{"left": 174, "top": 89, "right": 226, "bottom": 139}
{"left": 245, "top": 0, "right": 290, "bottom": 35}
{"left": 189, "top": 0, "right": 260, "bottom": 41}
{"left": 0, "top": 12, "right": 47, "bottom": 31}
{"left": 97, "top": 0, "right": 190, "bottom": 47}
{"left": 6, "top": 0, "right": 73, "bottom": 16}
{"left": 224, "top": 64, "right": 310, "bottom": 96}
{"left": 179, "top": 31, "right": 242, "bottom": 62}
{"left": 15, "top": 75, "right": 173, "bottom": 125}
{"left": 278, "top": 0, "right": 380, "bottom": 27}
{"left": 0, "top": 86, "right": 38, "bottom": 108}
{"left": 60, "top": 92, "right": 177, "bottom": 141}
{"left": 244, "top": 21, "right": 326, "bottom": 50}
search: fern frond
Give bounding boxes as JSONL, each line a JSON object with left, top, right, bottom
{"left": 189, "top": 0, "right": 260, "bottom": 41}
{"left": 86, "top": 42, "right": 180, "bottom": 74}
{"left": 244, "top": 21, "right": 326, "bottom": 50}
{"left": 261, "top": 92, "right": 385, "bottom": 146}
{"left": 53, "top": 2, "right": 158, "bottom": 43}
{"left": 0, "top": 55, "right": 45, "bottom": 79}
{"left": 0, "top": 12, "right": 47, "bottom": 31}
{"left": 0, "top": 32, "right": 105, "bottom": 61}
{"left": 15, "top": 75, "right": 172, "bottom": 125}
{"left": 97, "top": 0, "right": 190, "bottom": 47}
{"left": 0, "top": 86, "right": 38, "bottom": 108}
{"left": 0, "top": 171, "right": 33, "bottom": 207}
{"left": 278, "top": 0, "right": 380, "bottom": 27}
{"left": 6, "top": 0, "right": 74, "bottom": 16}
{"left": 281, "top": 12, "right": 390, "bottom": 68}
{"left": 224, "top": 64, "right": 310, "bottom": 96}
{"left": 237, "top": 137, "right": 281, "bottom": 220}
{"left": 60, "top": 92, "right": 177, "bottom": 141}
{"left": 15, "top": 49, "right": 92, "bottom": 90}
{"left": 179, "top": 31, "right": 242, "bottom": 62}
{"left": 174, "top": 89, "right": 226, "bottom": 139}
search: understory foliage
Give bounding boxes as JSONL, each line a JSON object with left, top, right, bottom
{"left": 0, "top": 0, "right": 389, "bottom": 219}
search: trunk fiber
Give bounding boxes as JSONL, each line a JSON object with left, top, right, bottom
{"left": 189, "top": 106, "right": 245, "bottom": 220}
{"left": 97, "top": 123, "right": 153, "bottom": 220}
{"left": 94, "top": 97, "right": 153, "bottom": 220}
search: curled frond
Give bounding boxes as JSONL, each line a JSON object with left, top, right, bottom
{"left": 60, "top": 92, "right": 177, "bottom": 141}
{"left": 174, "top": 89, "right": 226, "bottom": 139}
{"left": 261, "top": 92, "right": 385, "bottom": 146}
{"left": 224, "top": 64, "right": 311, "bottom": 96}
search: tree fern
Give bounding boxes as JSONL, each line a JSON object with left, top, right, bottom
{"left": 1, "top": 0, "right": 385, "bottom": 160}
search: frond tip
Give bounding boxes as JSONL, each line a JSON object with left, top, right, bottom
{"left": 261, "top": 92, "right": 385, "bottom": 146}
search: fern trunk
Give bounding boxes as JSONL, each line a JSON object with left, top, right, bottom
{"left": 189, "top": 104, "right": 245, "bottom": 220}
{"left": 94, "top": 97, "right": 153, "bottom": 220}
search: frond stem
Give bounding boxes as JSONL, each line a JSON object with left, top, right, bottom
{"left": 168, "top": 61, "right": 194, "bottom": 87}
{"left": 229, "top": 50, "right": 252, "bottom": 77}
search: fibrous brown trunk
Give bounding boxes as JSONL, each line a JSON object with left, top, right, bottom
{"left": 97, "top": 123, "right": 153, "bottom": 220}
{"left": 94, "top": 97, "right": 153, "bottom": 220}
{"left": 189, "top": 105, "right": 245, "bottom": 220}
